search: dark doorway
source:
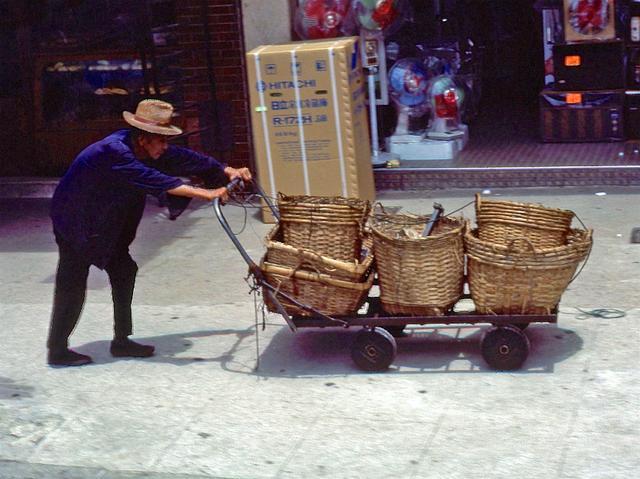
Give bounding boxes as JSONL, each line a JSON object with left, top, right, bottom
{"left": 456, "top": 0, "right": 544, "bottom": 141}
{"left": 384, "top": 0, "right": 544, "bottom": 141}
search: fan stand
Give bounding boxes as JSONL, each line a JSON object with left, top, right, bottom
{"left": 427, "top": 117, "right": 465, "bottom": 140}
{"left": 391, "top": 105, "right": 425, "bottom": 140}
{"left": 387, "top": 113, "right": 469, "bottom": 161}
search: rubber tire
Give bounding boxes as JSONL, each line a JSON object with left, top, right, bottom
{"left": 481, "top": 325, "right": 530, "bottom": 371}
{"left": 351, "top": 327, "right": 397, "bottom": 372}
{"left": 492, "top": 321, "right": 529, "bottom": 331}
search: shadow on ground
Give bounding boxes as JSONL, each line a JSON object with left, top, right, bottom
{"left": 72, "top": 327, "right": 255, "bottom": 370}
{"left": 69, "top": 322, "right": 584, "bottom": 376}
{"left": 251, "top": 323, "right": 583, "bottom": 376}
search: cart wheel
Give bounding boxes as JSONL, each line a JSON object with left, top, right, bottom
{"left": 511, "top": 322, "right": 530, "bottom": 331}
{"left": 351, "top": 327, "right": 397, "bottom": 372}
{"left": 481, "top": 325, "right": 530, "bottom": 371}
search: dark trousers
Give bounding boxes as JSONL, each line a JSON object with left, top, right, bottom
{"left": 47, "top": 233, "right": 138, "bottom": 353}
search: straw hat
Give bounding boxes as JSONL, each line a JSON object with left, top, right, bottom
{"left": 122, "top": 99, "right": 183, "bottom": 136}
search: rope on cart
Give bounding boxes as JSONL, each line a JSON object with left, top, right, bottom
{"left": 567, "top": 212, "right": 592, "bottom": 285}
{"left": 222, "top": 195, "right": 250, "bottom": 235}
{"left": 220, "top": 191, "right": 276, "bottom": 235}
{"left": 575, "top": 308, "right": 626, "bottom": 320}
{"left": 248, "top": 273, "right": 266, "bottom": 371}
{"left": 443, "top": 200, "right": 475, "bottom": 218}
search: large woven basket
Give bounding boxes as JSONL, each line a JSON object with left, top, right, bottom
{"left": 261, "top": 259, "right": 374, "bottom": 317}
{"left": 277, "top": 194, "right": 371, "bottom": 261}
{"left": 465, "top": 224, "right": 592, "bottom": 315}
{"left": 371, "top": 212, "right": 465, "bottom": 316}
{"left": 265, "top": 224, "right": 373, "bottom": 282}
{"left": 475, "top": 194, "right": 574, "bottom": 249}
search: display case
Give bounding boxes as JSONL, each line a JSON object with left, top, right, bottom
{"left": 552, "top": 40, "right": 625, "bottom": 90}
{"left": 33, "top": 50, "right": 184, "bottom": 169}
{"left": 539, "top": 89, "right": 625, "bottom": 142}
{"left": 35, "top": 55, "right": 143, "bottom": 129}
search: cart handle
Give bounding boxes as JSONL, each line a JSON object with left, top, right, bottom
{"left": 212, "top": 179, "right": 347, "bottom": 331}
{"left": 253, "top": 182, "right": 280, "bottom": 221}
{"left": 212, "top": 178, "right": 257, "bottom": 273}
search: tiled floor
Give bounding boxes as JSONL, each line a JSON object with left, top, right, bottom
{"left": 456, "top": 123, "right": 640, "bottom": 168}
{"left": 374, "top": 102, "right": 640, "bottom": 189}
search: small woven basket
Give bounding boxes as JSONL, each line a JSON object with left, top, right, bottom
{"left": 370, "top": 210, "right": 465, "bottom": 316}
{"left": 464, "top": 224, "right": 592, "bottom": 315}
{"left": 277, "top": 194, "right": 371, "bottom": 261}
{"left": 261, "top": 259, "right": 374, "bottom": 316}
{"left": 265, "top": 224, "right": 373, "bottom": 282}
{"left": 475, "top": 194, "right": 574, "bottom": 249}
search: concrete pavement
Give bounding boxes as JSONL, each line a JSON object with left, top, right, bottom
{"left": 0, "top": 186, "right": 638, "bottom": 478}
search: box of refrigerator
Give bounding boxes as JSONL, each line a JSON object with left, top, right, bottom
{"left": 246, "top": 37, "right": 375, "bottom": 222}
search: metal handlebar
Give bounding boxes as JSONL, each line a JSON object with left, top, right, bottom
{"left": 226, "top": 177, "right": 244, "bottom": 194}
{"left": 212, "top": 179, "right": 302, "bottom": 330}
{"left": 213, "top": 179, "right": 256, "bottom": 273}
{"left": 212, "top": 180, "right": 347, "bottom": 331}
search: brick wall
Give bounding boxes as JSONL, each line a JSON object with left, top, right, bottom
{"left": 176, "top": 0, "right": 251, "bottom": 169}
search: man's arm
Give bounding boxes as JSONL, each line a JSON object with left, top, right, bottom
{"left": 166, "top": 184, "right": 229, "bottom": 202}
{"left": 159, "top": 146, "right": 226, "bottom": 177}
{"left": 160, "top": 146, "right": 252, "bottom": 185}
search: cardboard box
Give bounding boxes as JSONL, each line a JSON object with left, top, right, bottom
{"left": 246, "top": 37, "right": 375, "bottom": 222}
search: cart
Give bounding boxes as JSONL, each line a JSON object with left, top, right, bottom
{"left": 214, "top": 180, "right": 558, "bottom": 372}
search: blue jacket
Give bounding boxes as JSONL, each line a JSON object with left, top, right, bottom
{"left": 51, "top": 129, "right": 226, "bottom": 268}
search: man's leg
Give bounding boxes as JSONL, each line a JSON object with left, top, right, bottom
{"left": 105, "top": 250, "right": 137, "bottom": 340}
{"left": 47, "top": 236, "right": 92, "bottom": 366}
{"left": 105, "top": 250, "right": 154, "bottom": 357}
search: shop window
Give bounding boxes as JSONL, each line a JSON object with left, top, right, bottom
{"left": 37, "top": 57, "right": 145, "bottom": 127}
{"left": 36, "top": 55, "right": 183, "bottom": 128}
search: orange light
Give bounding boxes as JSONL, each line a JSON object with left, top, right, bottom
{"left": 565, "top": 55, "right": 581, "bottom": 67}
{"left": 566, "top": 93, "right": 582, "bottom": 104}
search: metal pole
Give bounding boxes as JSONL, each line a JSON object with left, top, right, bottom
{"left": 368, "top": 67, "right": 381, "bottom": 158}
{"left": 199, "top": 0, "right": 226, "bottom": 161}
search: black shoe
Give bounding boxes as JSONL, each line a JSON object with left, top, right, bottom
{"left": 48, "top": 349, "right": 93, "bottom": 367}
{"left": 110, "top": 339, "right": 155, "bottom": 358}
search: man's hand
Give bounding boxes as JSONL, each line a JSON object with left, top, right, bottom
{"left": 205, "top": 187, "right": 229, "bottom": 203}
{"left": 224, "top": 166, "right": 252, "bottom": 182}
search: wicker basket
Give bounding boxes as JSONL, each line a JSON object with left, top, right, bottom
{"left": 465, "top": 224, "right": 592, "bottom": 315}
{"left": 475, "top": 194, "right": 574, "bottom": 249}
{"left": 371, "top": 212, "right": 465, "bottom": 316}
{"left": 261, "top": 259, "right": 374, "bottom": 316}
{"left": 277, "top": 194, "right": 371, "bottom": 261}
{"left": 265, "top": 224, "right": 373, "bottom": 282}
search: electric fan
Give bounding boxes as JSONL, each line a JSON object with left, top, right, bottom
{"left": 353, "top": 0, "right": 400, "bottom": 32}
{"left": 388, "top": 58, "right": 430, "bottom": 136}
{"left": 426, "top": 74, "right": 465, "bottom": 140}
{"left": 352, "top": 0, "right": 404, "bottom": 166}
{"left": 294, "top": 0, "right": 353, "bottom": 40}
{"left": 567, "top": 0, "right": 609, "bottom": 36}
